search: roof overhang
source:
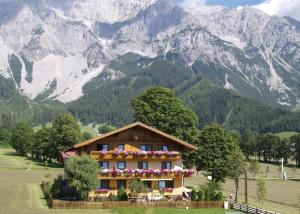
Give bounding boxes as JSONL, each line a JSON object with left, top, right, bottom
{"left": 71, "top": 121, "right": 197, "bottom": 150}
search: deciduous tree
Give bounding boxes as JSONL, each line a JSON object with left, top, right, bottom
{"left": 195, "top": 124, "right": 240, "bottom": 182}
{"left": 65, "top": 155, "right": 98, "bottom": 200}
{"left": 10, "top": 123, "right": 34, "bottom": 155}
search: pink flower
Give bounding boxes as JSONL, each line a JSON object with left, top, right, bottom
{"left": 96, "top": 189, "right": 108, "bottom": 193}
{"left": 134, "top": 169, "right": 144, "bottom": 176}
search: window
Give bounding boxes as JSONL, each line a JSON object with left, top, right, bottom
{"left": 117, "top": 161, "right": 126, "bottom": 170}
{"left": 100, "top": 161, "right": 109, "bottom": 169}
{"left": 159, "top": 180, "right": 174, "bottom": 189}
{"left": 162, "top": 145, "right": 169, "bottom": 151}
{"left": 141, "top": 145, "right": 152, "bottom": 151}
{"left": 142, "top": 181, "right": 152, "bottom": 189}
{"left": 117, "top": 180, "right": 126, "bottom": 189}
{"left": 162, "top": 161, "right": 172, "bottom": 170}
{"left": 138, "top": 161, "right": 148, "bottom": 170}
{"left": 97, "top": 144, "right": 109, "bottom": 151}
{"left": 100, "top": 180, "right": 109, "bottom": 189}
{"left": 118, "top": 144, "right": 125, "bottom": 151}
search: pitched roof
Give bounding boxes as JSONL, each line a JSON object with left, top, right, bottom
{"left": 72, "top": 121, "right": 197, "bottom": 150}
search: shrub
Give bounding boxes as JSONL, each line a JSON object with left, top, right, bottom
{"left": 117, "top": 186, "right": 128, "bottom": 201}
{"left": 107, "top": 193, "right": 118, "bottom": 201}
{"left": 197, "top": 190, "right": 203, "bottom": 201}
{"left": 215, "top": 191, "right": 223, "bottom": 201}
{"left": 50, "top": 175, "right": 64, "bottom": 199}
{"left": 191, "top": 189, "right": 197, "bottom": 201}
{"left": 204, "top": 189, "right": 210, "bottom": 201}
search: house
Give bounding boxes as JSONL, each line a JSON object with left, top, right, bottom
{"left": 67, "top": 121, "right": 197, "bottom": 196}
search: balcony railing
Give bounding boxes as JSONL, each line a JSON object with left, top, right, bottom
{"left": 90, "top": 150, "right": 182, "bottom": 161}
{"left": 96, "top": 168, "right": 194, "bottom": 178}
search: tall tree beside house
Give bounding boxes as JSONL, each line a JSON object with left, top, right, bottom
{"left": 194, "top": 124, "right": 241, "bottom": 182}
{"left": 52, "top": 113, "right": 81, "bottom": 159}
{"left": 65, "top": 155, "right": 98, "bottom": 200}
{"left": 10, "top": 122, "right": 34, "bottom": 155}
{"left": 131, "top": 87, "right": 200, "bottom": 144}
{"left": 290, "top": 134, "right": 300, "bottom": 167}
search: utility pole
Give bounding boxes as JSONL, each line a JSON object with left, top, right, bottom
{"left": 244, "top": 169, "right": 248, "bottom": 204}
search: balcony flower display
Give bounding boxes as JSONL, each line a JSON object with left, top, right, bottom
{"left": 123, "top": 151, "right": 130, "bottom": 157}
{"left": 99, "top": 168, "right": 109, "bottom": 175}
{"left": 123, "top": 168, "right": 134, "bottom": 176}
{"left": 134, "top": 169, "right": 144, "bottom": 176}
{"left": 161, "top": 187, "right": 173, "bottom": 192}
{"left": 174, "top": 169, "right": 183, "bottom": 176}
{"left": 166, "top": 151, "right": 179, "bottom": 157}
{"left": 162, "top": 169, "right": 171, "bottom": 175}
{"left": 100, "top": 150, "right": 107, "bottom": 156}
{"left": 96, "top": 188, "right": 108, "bottom": 194}
{"left": 109, "top": 169, "right": 122, "bottom": 177}
{"left": 183, "top": 169, "right": 194, "bottom": 176}
{"left": 153, "top": 169, "right": 162, "bottom": 176}
{"left": 145, "top": 169, "right": 154, "bottom": 177}
{"left": 153, "top": 151, "right": 164, "bottom": 156}
{"left": 112, "top": 150, "right": 122, "bottom": 156}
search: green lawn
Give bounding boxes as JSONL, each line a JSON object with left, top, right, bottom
{"left": 0, "top": 148, "right": 234, "bottom": 214}
{"left": 113, "top": 208, "right": 231, "bottom": 214}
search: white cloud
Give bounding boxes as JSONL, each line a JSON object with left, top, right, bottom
{"left": 179, "top": 0, "right": 207, "bottom": 10}
{"left": 253, "top": 0, "right": 300, "bottom": 21}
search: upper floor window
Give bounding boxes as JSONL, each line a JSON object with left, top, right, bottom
{"left": 141, "top": 145, "right": 152, "bottom": 151}
{"left": 162, "top": 161, "right": 172, "bottom": 170}
{"left": 138, "top": 161, "right": 148, "bottom": 170}
{"left": 118, "top": 144, "right": 125, "bottom": 151}
{"left": 100, "top": 161, "right": 109, "bottom": 169}
{"left": 117, "top": 161, "right": 126, "bottom": 170}
{"left": 97, "top": 144, "right": 109, "bottom": 151}
{"left": 161, "top": 145, "right": 169, "bottom": 151}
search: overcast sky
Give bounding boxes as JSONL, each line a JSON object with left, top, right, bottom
{"left": 177, "top": 0, "right": 300, "bottom": 21}
{"left": 0, "top": 0, "right": 299, "bottom": 21}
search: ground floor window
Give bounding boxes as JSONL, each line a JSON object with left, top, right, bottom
{"left": 117, "top": 180, "right": 126, "bottom": 189}
{"left": 142, "top": 181, "right": 152, "bottom": 189}
{"left": 158, "top": 180, "right": 174, "bottom": 189}
{"left": 100, "top": 180, "right": 109, "bottom": 189}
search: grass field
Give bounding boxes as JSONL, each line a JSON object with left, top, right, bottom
{"left": 186, "top": 162, "right": 300, "bottom": 214}
{"left": 0, "top": 148, "right": 234, "bottom": 214}
{"left": 113, "top": 208, "right": 232, "bottom": 214}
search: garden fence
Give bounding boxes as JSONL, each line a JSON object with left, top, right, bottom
{"left": 51, "top": 200, "right": 224, "bottom": 209}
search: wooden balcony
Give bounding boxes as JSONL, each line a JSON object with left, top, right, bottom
{"left": 96, "top": 168, "right": 194, "bottom": 179}
{"left": 90, "top": 151, "right": 182, "bottom": 161}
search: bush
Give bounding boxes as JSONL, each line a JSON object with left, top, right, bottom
{"left": 107, "top": 193, "right": 118, "bottom": 201}
{"left": 204, "top": 189, "right": 210, "bottom": 201}
{"left": 197, "top": 190, "right": 203, "bottom": 201}
{"left": 117, "top": 186, "right": 128, "bottom": 201}
{"left": 191, "top": 189, "right": 197, "bottom": 201}
{"left": 215, "top": 191, "right": 223, "bottom": 201}
{"left": 50, "top": 175, "right": 64, "bottom": 199}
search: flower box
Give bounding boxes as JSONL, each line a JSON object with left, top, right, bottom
{"left": 96, "top": 189, "right": 108, "bottom": 194}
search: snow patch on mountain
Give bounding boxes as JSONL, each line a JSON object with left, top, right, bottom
{"left": 21, "top": 54, "right": 87, "bottom": 100}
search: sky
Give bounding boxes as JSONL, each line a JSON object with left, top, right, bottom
{"left": 176, "top": 0, "right": 300, "bottom": 21}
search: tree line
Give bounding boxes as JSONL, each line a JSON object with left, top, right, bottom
{"left": 239, "top": 130, "right": 300, "bottom": 166}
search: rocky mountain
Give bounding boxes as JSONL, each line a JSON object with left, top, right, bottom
{"left": 0, "top": 0, "right": 300, "bottom": 108}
